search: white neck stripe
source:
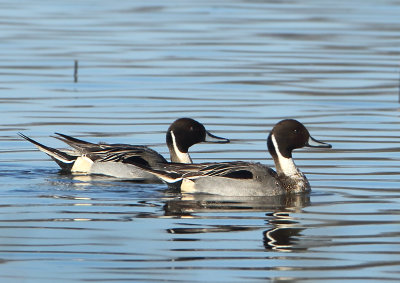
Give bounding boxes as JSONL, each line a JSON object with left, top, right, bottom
{"left": 271, "top": 134, "right": 298, "bottom": 176}
{"left": 170, "top": 131, "right": 192, "bottom": 163}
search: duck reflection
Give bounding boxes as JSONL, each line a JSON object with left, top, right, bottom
{"left": 164, "top": 193, "right": 310, "bottom": 216}
{"left": 263, "top": 211, "right": 305, "bottom": 252}
{"left": 164, "top": 193, "right": 309, "bottom": 251}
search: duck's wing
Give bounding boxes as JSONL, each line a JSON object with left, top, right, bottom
{"left": 184, "top": 161, "right": 255, "bottom": 179}
{"left": 134, "top": 161, "right": 257, "bottom": 184}
{"left": 54, "top": 133, "right": 167, "bottom": 166}
{"left": 96, "top": 145, "right": 167, "bottom": 166}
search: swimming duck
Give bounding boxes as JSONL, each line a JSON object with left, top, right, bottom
{"left": 19, "top": 118, "right": 229, "bottom": 180}
{"left": 133, "top": 119, "right": 331, "bottom": 195}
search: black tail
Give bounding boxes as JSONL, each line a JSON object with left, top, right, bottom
{"left": 18, "top": 133, "right": 76, "bottom": 170}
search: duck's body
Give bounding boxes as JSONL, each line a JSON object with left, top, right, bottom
{"left": 135, "top": 119, "right": 331, "bottom": 196}
{"left": 19, "top": 118, "right": 229, "bottom": 180}
{"left": 180, "top": 162, "right": 282, "bottom": 196}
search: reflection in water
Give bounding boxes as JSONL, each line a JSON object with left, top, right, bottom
{"left": 263, "top": 212, "right": 305, "bottom": 252}
{"left": 168, "top": 225, "right": 257, "bottom": 235}
{"left": 164, "top": 193, "right": 310, "bottom": 217}
{"left": 164, "top": 193, "right": 309, "bottom": 252}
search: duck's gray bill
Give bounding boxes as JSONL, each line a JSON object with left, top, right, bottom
{"left": 205, "top": 131, "right": 230, "bottom": 143}
{"left": 306, "top": 136, "right": 332, "bottom": 148}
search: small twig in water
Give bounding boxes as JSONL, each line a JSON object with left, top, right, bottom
{"left": 74, "top": 60, "right": 78, "bottom": 83}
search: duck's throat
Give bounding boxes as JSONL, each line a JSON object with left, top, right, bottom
{"left": 271, "top": 135, "right": 299, "bottom": 176}
{"left": 270, "top": 135, "right": 310, "bottom": 193}
{"left": 169, "top": 131, "right": 193, "bottom": 163}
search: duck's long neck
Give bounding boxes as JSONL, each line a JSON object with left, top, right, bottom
{"left": 167, "top": 131, "right": 192, "bottom": 163}
{"left": 268, "top": 134, "right": 298, "bottom": 175}
{"left": 268, "top": 134, "right": 310, "bottom": 193}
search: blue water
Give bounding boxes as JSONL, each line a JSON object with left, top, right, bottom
{"left": 1, "top": 0, "right": 400, "bottom": 282}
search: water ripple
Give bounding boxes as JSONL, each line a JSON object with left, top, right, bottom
{"left": 1, "top": 0, "right": 400, "bottom": 282}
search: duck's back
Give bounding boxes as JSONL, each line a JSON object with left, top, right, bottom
{"left": 181, "top": 162, "right": 284, "bottom": 196}
{"left": 89, "top": 146, "right": 167, "bottom": 180}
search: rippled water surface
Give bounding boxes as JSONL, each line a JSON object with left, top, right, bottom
{"left": 1, "top": 1, "right": 400, "bottom": 282}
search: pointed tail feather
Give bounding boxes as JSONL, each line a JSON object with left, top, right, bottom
{"left": 18, "top": 133, "right": 76, "bottom": 170}
{"left": 131, "top": 162, "right": 183, "bottom": 184}
{"left": 53, "top": 132, "right": 95, "bottom": 150}
{"left": 150, "top": 169, "right": 183, "bottom": 184}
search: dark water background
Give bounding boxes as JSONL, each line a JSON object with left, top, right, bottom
{"left": 1, "top": 1, "right": 400, "bottom": 282}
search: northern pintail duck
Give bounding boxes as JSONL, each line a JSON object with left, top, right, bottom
{"left": 19, "top": 118, "right": 229, "bottom": 180}
{"left": 133, "top": 119, "right": 332, "bottom": 196}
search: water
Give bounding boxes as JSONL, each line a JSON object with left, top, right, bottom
{"left": 1, "top": 0, "right": 400, "bottom": 282}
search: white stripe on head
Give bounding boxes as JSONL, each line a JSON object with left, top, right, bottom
{"left": 170, "top": 131, "right": 192, "bottom": 163}
{"left": 271, "top": 134, "right": 299, "bottom": 176}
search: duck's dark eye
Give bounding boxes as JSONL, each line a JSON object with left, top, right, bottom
{"left": 293, "top": 129, "right": 298, "bottom": 134}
